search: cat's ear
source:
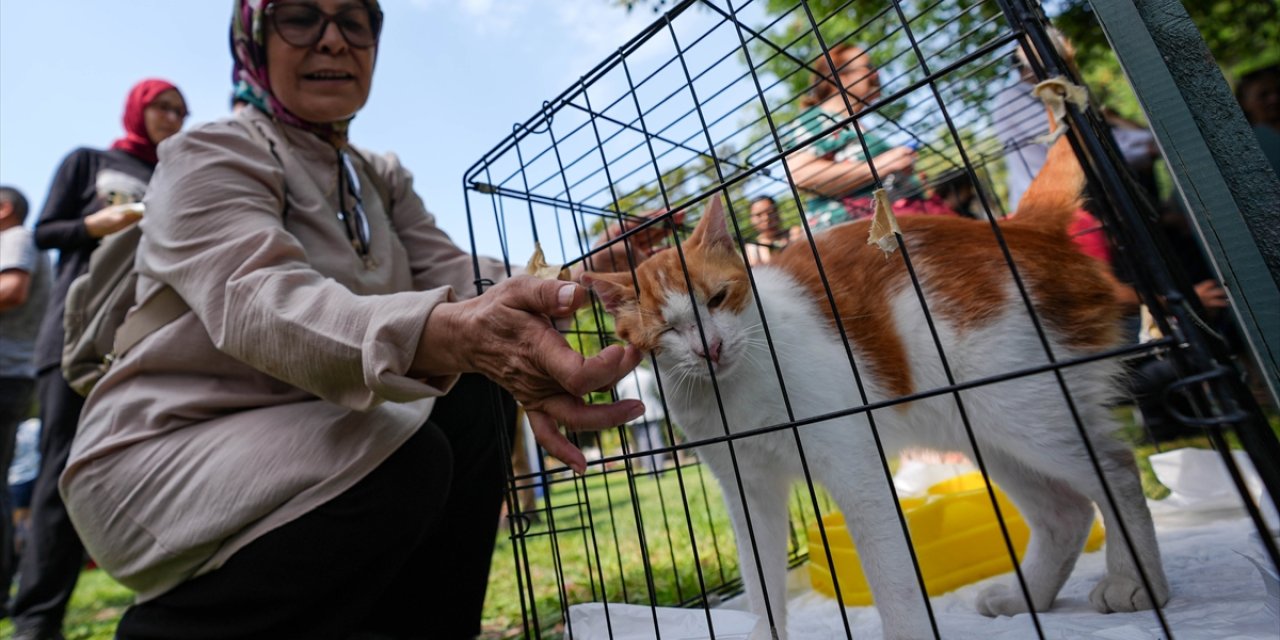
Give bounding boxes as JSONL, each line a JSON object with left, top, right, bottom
{"left": 687, "top": 194, "right": 735, "bottom": 253}
{"left": 581, "top": 272, "right": 637, "bottom": 314}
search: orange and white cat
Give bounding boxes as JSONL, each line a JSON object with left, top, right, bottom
{"left": 584, "top": 134, "right": 1168, "bottom": 639}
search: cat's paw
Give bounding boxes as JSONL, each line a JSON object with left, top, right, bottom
{"left": 1088, "top": 575, "right": 1169, "bottom": 613}
{"left": 975, "top": 583, "right": 1032, "bottom": 617}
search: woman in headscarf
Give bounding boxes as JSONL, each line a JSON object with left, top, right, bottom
{"left": 12, "top": 78, "right": 186, "bottom": 640}
{"left": 60, "top": 2, "right": 646, "bottom": 638}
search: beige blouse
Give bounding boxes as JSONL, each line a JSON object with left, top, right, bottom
{"left": 60, "top": 108, "right": 508, "bottom": 602}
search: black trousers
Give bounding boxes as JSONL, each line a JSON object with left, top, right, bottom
{"left": 115, "top": 374, "right": 517, "bottom": 640}
{"left": 11, "top": 369, "right": 86, "bottom": 634}
{"left": 0, "top": 375, "right": 36, "bottom": 613}
{"left": 1127, "top": 356, "right": 1198, "bottom": 442}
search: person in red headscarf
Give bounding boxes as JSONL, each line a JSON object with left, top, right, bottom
{"left": 10, "top": 78, "right": 185, "bottom": 640}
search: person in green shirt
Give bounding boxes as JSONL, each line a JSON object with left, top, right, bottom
{"left": 784, "top": 43, "right": 918, "bottom": 229}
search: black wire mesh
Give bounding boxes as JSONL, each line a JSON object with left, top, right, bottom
{"left": 464, "top": 1, "right": 1280, "bottom": 638}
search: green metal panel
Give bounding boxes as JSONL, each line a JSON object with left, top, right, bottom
{"left": 1089, "top": 0, "right": 1280, "bottom": 405}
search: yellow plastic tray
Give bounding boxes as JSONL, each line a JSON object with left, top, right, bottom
{"left": 807, "top": 472, "right": 1105, "bottom": 604}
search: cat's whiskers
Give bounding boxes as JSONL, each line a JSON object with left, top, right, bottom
{"left": 662, "top": 360, "right": 699, "bottom": 399}
{"left": 743, "top": 332, "right": 794, "bottom": 353}
{"left": 668, "top": 365, "right": 690, "bottom": 398}
{"left": 738, "top": 348, "right": 766, "bottom": 372}
{"left": 740, "top": 320, "right": 796, "bottom": 351}
{"left": 681, "top": 364, "right": 708, "bottom": 396}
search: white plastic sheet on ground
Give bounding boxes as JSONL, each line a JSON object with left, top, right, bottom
{"left": 566, "top": 448, "right": 1280, "bottom": 639}
{"left": 566, "top": 603, "right": 757, "bottom": 640}
{"left": 1145, "top": 447, "right": 1278, "bottom": 532}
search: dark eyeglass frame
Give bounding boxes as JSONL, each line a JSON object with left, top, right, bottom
{"left": 147, "top": 103, "right": 190, "bottom": 119}
{"left": 264, "top": 3, "right": 384, "bottom": 49}
{"left": 338, "top": 151, "right": 372, "bottom": 257}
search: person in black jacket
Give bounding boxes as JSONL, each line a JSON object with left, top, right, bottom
{"left": 11, "top": 78, "right": 186, "bottom": 640}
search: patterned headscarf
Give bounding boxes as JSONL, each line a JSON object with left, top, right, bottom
{"left": 230, "top": 0, "right": 380, "bottom": 145}
{"left": 110, "top": 78, "right": 182, "bottom": 164}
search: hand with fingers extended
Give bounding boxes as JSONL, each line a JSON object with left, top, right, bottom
{"left": 84, "top": 202, "right": 144, "bottom": 238}
{"left": 412, "top": 276, "right": 646, "bottom": 473}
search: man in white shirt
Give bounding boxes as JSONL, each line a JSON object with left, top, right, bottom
{"left": 0, "top": 185, "right": 52, "bottom": 617}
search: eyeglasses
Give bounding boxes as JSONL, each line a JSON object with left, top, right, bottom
{"left": 338, "top": 150, "right": 372, "bottom": 257}
{"left": 265, "top": 3, "right": 383, "bottom": 49}
{"left": 148, "top": 103, "right": 189, "bottom": 119}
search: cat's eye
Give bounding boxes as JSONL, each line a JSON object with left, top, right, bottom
{"left": 707, "top": 290, "right": 727, "bottom": 309}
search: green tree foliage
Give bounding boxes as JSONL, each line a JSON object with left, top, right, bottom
{"left": 615, "top": 1, "right": 1277, "bottom": 110}
{"left": 588, "top": 143, "right": 747, "bottom": 240}
{"left": 614, "top": 0, "right": 1010, "bottom": 139}
{"left": 1049, "top": 0, "right": 1279, "bottom": 127}
{"left": 607, "top": 0, "right": 1269, "bottom": 207}
{"left": 617, "top": 0, "right": 1277, "bottom": 68}
{"left": 756, "top": 0, "right": 1004, "bottom": 107}
{"left": 1054, "top": 0, "right": 1280, "bottom": 78}
{"left": 614, "top": 0, "right": 676, "bottom": 12}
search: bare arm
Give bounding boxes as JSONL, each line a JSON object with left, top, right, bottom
{"left": 785, "top": 146, "right": 916, "bottom": 198}
{"left": 0, "top": 269, "right": 31, "bottom": 311}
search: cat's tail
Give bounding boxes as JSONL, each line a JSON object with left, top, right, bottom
{"left": 1006, "top": 112, "right": 1085, "bottom": 233}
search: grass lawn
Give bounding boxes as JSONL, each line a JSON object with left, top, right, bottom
{"left": 4, "top": 409, "right": 1273, "bottom": 639}
{"left": 1, "top": 568, "right": 131, "bottom": 640}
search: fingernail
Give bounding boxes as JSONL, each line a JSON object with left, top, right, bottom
{"left": 627, "top": 402, "right": 645, "bottom": 421}
{"left": 558, "top": 284, "right": 576, "bottom": 309}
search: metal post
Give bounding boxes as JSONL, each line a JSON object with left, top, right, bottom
{"left": 1089, "top": 0, "right": 1280, "bottom": 406}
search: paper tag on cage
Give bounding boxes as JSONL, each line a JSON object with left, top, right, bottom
{"left": 867, "top": 188, "right": 901, "bottom": 255}
{"left": 526, "top": 242, "right": 570, "bottom": 281}
{"left": 1031, "top": 77, "right": 1089, "bottom": 145}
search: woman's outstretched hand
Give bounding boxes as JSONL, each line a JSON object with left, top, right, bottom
{"left": 84, "top": 202, "right": 144, "bottom": 238}
{"left": 413, "top": 276, "right": 645, "bottom": 473}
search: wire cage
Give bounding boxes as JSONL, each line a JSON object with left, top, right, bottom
{"left": 462, "top": 1, "right": 1280, "bottom": 638}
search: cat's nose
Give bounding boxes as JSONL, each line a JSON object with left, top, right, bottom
{"left": 697, "top": 338, "right": 722, "bottom": 364}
